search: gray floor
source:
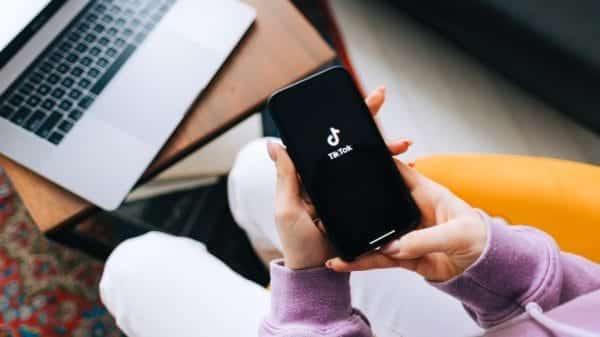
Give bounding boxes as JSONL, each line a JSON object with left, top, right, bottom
{"left": 331, "top": 0, "right": 600, "bottom": 165}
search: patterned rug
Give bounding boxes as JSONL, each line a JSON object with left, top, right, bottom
{"left": 0, "top": 169, "right": 120, "bottom": 337}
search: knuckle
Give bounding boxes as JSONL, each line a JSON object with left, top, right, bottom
{"left": 401, "top": 231, "right": 419, "bottom": 249}
{"left": 462, "top": 214, "right": 488, "bottom": 242}
{"left": 276, "top": 163, "right": 293, "bottom": 180}
{"left": 456, "top": 219, "right": 472, "bottom": 233}
{"left": 454, "top": 216, "right": 479, "bottom": 237}
{"left": 374, "top": 256, "right": 389, "bottom": 269}
{"left": 274, "top": 208, "right": 299, "bottom": 225}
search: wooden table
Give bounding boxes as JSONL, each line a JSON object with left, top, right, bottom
{"left": 0, "top": 0, "right": 334, "bottom": 233}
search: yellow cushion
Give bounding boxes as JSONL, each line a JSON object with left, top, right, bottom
{"left": 415, "top": 155, "right": 600, "bottom": 262}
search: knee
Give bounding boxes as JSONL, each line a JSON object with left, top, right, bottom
{"left": 100, "top": 232, "right": 163, "bottom": 310}
{"left": 228, "top": 137, "right": 278, "bottom": 229}
{"left": 99, "top": 232, "right": 208, "bottom": 314}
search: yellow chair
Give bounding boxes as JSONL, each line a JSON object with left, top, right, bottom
{"left": 415, "top": 155, "right": 600, "bottom": 262}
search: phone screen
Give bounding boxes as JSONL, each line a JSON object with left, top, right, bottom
{"left": 268, "top": 67, "right": 421, "bottom": 260}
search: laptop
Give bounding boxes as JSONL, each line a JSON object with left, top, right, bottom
{"left": 0, "top": 0, "right": 255, "bottom": 210}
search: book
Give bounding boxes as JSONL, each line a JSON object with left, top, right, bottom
{"left": 126, "top": 114, "right": 263, "bottom": 201}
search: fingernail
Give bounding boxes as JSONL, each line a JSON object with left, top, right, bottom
{"left": 325, "top": 260, "right": 333, "bottom": 268}
{"left": 406, "top": 139, "right": 413, "bottom": 146}
{"left": 378, "top": 86, "right": 386, "bottom": 95}
{"left": 381, "top": 239, "right": 402, "bottom": 254}
{"left": 266, "top": 141, "right": 277, "bottom": 161}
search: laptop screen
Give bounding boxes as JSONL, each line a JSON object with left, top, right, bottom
{"left": 0, "top": 0, "right": 67, "bottom": 69}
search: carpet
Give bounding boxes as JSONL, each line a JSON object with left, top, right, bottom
{"left": 0, "top": 169, "right": 120, "bottom": 337}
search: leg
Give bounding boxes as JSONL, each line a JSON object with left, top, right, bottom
{"left": 349, "top": 268, "right": 483, "bottom": 337}
{"left": 228, "top": 137, "right": 284, "bottom": 264}
{"left": 100, "top": 231, "right": 269, "bottom": 337}
{"left": 228, "top": 138, "right": 483, "bottom": 337}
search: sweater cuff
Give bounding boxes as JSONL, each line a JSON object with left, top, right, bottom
{"left": 432, "top": 212, "right": 559, "bottom": 326}
{"left": 269, "top": 259, "right": 353, "bottom": 326}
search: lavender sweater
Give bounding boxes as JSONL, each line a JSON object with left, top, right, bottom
{"left": 259, "top": 213, "right": 600, "bottom": 337}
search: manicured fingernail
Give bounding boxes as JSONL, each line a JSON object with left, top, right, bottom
{"left": 266, "top": 141, "right": 277, "bottom": 161}
{"left": 381, "top": 239, "right": 402, "bottom": 254}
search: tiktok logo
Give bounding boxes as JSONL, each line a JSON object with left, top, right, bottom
{"left": 326, "top": 127, "right": 341, "bottom": 147}
{"left": 326, "top": 127, "right": 353, "bottom": 160}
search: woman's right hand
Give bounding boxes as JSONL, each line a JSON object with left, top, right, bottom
{"left": 327, "top": 151, "right": 489, "bottom": 282}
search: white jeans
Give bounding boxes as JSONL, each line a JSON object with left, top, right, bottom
{"left": 100, "top": 138, "right": 483, "bottom": 337}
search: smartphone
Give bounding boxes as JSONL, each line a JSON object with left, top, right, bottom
{"left": 267, "top": 66, "right": 421, "bottom": 261}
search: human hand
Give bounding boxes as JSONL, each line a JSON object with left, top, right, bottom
{"left": 267, "top": 86, "right": 414, "bottom": 270}
{"left": 326, "top": 157, "right": 488, "bottom": 282}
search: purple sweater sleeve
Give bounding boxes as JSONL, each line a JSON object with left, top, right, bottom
{"left": 261, "top": 212, "right": 600, "bottom": 335}
{"left": 259, "top": 260, "right": 373, "bottom": 337}
{"left": 433, "top": 213, "right": 600, "bottom": 328}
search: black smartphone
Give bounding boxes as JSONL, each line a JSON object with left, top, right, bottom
{"left": 267, "top": 66, "right": 421, "bottom": 261}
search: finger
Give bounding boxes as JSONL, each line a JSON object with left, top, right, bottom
{"left": 297, "top": 177, "right": 318, "bottom": 218}
{"left": 267, "top": 141, "right": 301, "bottom": 205}
{"left": 313, "top": 218, "right": 327, "bottom": 236}
{"left": 303, "top": 199, "right": 318, "bottom": 219}
{"left": 381, "top": 220, "right": 461, "bottom": 259}
{"left": 327, "top": 254, "right": 395, "bottom": 271}
{"left": 392, "top": 158, "right": 421, "bottom": 191}
{"left": 387, "top": 139, "right": 413, "bottom": 155}
{"left": 326, "top": 253, "right": 417, "bottom": 272}
{"left": 365, "top": 86, "right": 386, "bottom": 116}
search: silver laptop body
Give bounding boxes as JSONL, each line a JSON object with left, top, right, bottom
{"left": 0, "top": 0, "right": 255, "bottom": 210}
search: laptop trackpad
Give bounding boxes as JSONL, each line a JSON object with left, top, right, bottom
{"left": 88, "top": 24, "right": 219, "bottom": 147}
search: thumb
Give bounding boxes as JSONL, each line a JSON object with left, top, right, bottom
{"left": 392, "top": 158, "right": 421, "bottom": 191}
{"left": 381, "top": 220, "right": 463, "bottom": 259}
{"left": 267, "top": 141, "right": 301, "bottom": 204}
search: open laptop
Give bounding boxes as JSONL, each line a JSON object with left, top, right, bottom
{"left": 0, "top": 0, "right": 255, "bottom": 210}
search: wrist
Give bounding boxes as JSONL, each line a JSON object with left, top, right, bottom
{"left": 283, "top": 243, "right": 335, "bottom": 270}
{"left": 431, "top": 214, "right": 560, "bottom": 327}
{"left": 283, "top": 252, "right": 328, "bottom": 270}
{"left": 269, "top": 259, "right": 353, "bottom": 325}
{"left": 450, "top": 210, "right": 489, "bottom": 276}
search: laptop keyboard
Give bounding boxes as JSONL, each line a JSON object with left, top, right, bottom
{"left": 0, "top": 0, "right": 176, "bottom": 145}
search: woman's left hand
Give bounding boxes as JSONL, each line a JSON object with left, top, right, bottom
{"left": 267, "top": 86, "right": 412, "bottom": 269}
